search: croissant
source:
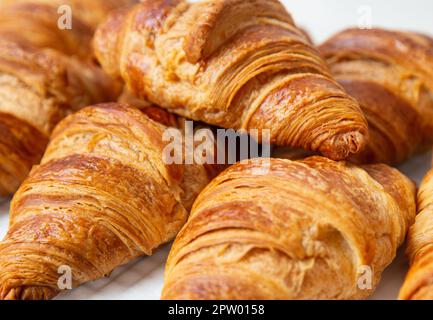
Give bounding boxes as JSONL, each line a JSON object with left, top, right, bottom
{"left": 0, "top": 103, "right": 221, "bottom": 300}
{"left": 162, "top": 156, "right": 416, "bottom": 300}
{"left": 94, "top": 0, "right": 368, "bottom": 161}
{"left": 399, "top": 165, "right": 433, "bottom": 299}
{"left": 0, "top": 1, "right": 128, "bottom": 196}
{"left": 320, "top": 28, "right": 433, "bottom": 164}
{"left": 0, "top": 0, "right": 137, "bottom": 59}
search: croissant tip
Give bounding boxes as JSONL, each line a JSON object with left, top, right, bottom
{"left": 319, "top": 130, "right": 367, "bottom": 161}
{"left": 0, "top": 285, "right": 58, "bottom": 300}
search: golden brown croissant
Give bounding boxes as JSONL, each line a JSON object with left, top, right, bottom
{"left": 320, "top": 28, "right": 433, "bottom": 164}
{"left": 0, "top": 42, "right": 120, "bottom": 197}
{"left": 0, "top": 0, "right": 137, "bottom": 59}
{"left": 399, "top": 166, "right": 433, "bottom": 299}
{"left": 0, "top": 103, "right": 220, "bottom": 300}
{"left": 94, "top": 0, "right": 368, "bottom": 161}
{"left": 162, "top": 156, "right": 416, "bottom": 300}
{"left": 0, "top": 1, "right": 129, "bottom": 196}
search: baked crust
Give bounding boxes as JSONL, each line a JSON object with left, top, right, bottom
{"left": 0, "top": 103, "right": 219, "bottom": 300}
{"left": 162, "top": 156, "right": 416, "bottom": 300}
{"left": 320, "top": 28, "right": 433, "bottom": 164}
{"left": 94, "top": 0, "right": 368, "bottom": 160}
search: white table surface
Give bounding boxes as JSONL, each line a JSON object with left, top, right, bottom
{"left": 1, "top": 0, "right": 432, "bottom": 300}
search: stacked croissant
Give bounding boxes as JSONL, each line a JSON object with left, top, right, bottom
{"left": 0, "top": 0, "right": 432, "bottom": 300}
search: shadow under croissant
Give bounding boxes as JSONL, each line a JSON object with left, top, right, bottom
{"left": 368, "top": 248, "right": 408, "bottom": 300}
{"left": 396, "top": 150, "right": 433, "bottom": 185}
{"left": 0, "top": 197, "right": 9, "bottom": 206}
{"left": 56, "top": 244, "right": 171, "bottom": 300}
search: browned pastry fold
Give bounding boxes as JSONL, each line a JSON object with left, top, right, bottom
{"left": 0, "top": 41, "right": 119, "bottom": 197}
{"left": 0, "top": 103, "right": 220, "bottom": 300}
{"left": 0, "top": 0, "right": 137, "bottom": 59}
{"left": 399, "top": 164, "right": 433, "bottom": 300}
{"left": 0, "top": 1, "right": 131, "bottom": 196}
{"left": 162, "top": 156, "right": 416, "bottom": 300}
{"left": 320, "top": 28, "right": 433, "bottom": 164}
{"left": 94, "top": 0, "right": 368, "bottom": 161}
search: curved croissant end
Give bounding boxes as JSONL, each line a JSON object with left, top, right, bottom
{"left": 162, "top": 156, "right": 415, "bottom": 300}
{"left": 1, "top": 286, "right": 58, "bottom": 300}
{"left": 320, "top": 28, "right": 433, "bottom": 164}
{"left": 94, "top": 0, "right": 368, "bottom": 160}
{"left": 0, "top": 103, "right": 218, "bottom": 300}
{"left": 399, "top": 168, "right": 433, "bottom": 300}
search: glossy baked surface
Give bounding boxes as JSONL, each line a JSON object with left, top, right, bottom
{"left": 163, "top": 156, "right": 416, "bottom": 299}
{"left": 0, "top": 103, "right": 218, "bottom": 300}
{"left": 320, "top": 28, "right": 433, "bottom": 164}
{"left": 0, "top": 0, "right": 127, "bottom": 196}
{"left": 400, "top": 165, "right": 433, "bottom": 299}
{"left": 94, "top": 0, "right": 368, "bottom": 160}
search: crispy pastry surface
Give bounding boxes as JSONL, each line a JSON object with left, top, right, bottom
{"left": 94, "top": 0, "right": 368, "bottom": 160}
{"left": 399, "top": 166, "right": 433, "bottom": 300}
{"left": 320, "top": 28, "right": 433, "bottom": 164}
{"left": 0, "top": 0, "right": 128, "bottom": 196}
{"left": 162, "top": 156, "right": 416, "bottom": 300}
{"left": 0, "top": 0, "right": 137, "bottom": 58}
{"left": 0, "top": 103, "right": 219, "bottom": 300}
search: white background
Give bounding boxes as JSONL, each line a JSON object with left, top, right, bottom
{"left": 285, "top": 0, "right": 433, "bottom": 43}
{"left": 1, "top": 0, "right": 433, "bottom": 300}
